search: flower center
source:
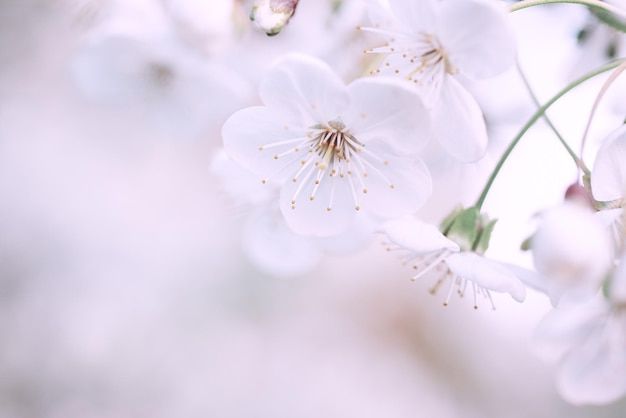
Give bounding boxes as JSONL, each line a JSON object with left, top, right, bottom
{"left": 258, "top": 118, "right": 395, "bottom": 212}
{"left": 312, "top": 120, "right": 355, "bottom": 171}
{"left": 148, "top": 62, "right": 175, "bottom": 88}
{"left": 359, "top": 26, "right": 457, "bottom": 102}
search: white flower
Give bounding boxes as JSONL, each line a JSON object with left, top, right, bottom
{"left": 70, "top": 0, "right": 250, "bottom": 137}
{"left": 383, "top": 214, "right": 526, "bottom": 309}
{"left": 222, "top": 54, "right": 433, "bottom": 237}
{"left": 360, "top": 0, "right": 516, "bottom": 162}
{"left": 590, "top": 123, "right": 626, "bottom": 251}
{"left": 533, "top": 254, "right": 626, "bottom": 405}
{"left": 531, "top": 202, "right": 612, "bottom": 307}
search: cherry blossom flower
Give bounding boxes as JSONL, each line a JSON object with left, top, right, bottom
{"left": 222, "top": 53, "right": 433, "bottom": 237}
{"left": 70, "top": 0, "right": 250, "bottom": 137}
{"left": 360, "top": 0, "right": 516, "bottom": 162}
{"left": 534, "top": 253, "right": 626, "bottom": 405}
{"left": 382, "top": 208, "right": 526, "bottom": 309}
{"left": 531, "top": 202, "right": 612, "bottom": 307}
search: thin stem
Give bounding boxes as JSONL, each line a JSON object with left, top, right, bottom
{"left": 516, "top": 59, "right": 590, "bottom": 176}
{"left": 474, "top": 59, "right": 625, "bottom": 211}
{"left": 510, "top": 0, "right": 626, "bottom": 22}
{"left": 580, "top": 61, "right": 626, "bottom": 159}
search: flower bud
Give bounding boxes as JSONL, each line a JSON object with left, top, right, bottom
{"left": 250, "top": 0, "right": 299, "bottom": 36}
{"left": 532, "top": 202, "right": 611, "bottom": 306}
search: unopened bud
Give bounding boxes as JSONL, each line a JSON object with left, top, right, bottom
{"left": 250, "top": 0, "right": 299, "bottom": 36}
{"left": 564, "top": 182, "right": 593, "bottom": 208}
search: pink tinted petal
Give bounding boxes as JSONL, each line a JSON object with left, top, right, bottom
{"left": 433, "top": 76, "right": 488, "bottom": 162}
{"left": 437, "top": 0, "right": 515, "bottom": 79}
{"left": 445, "top": 252, "right": 526, "bottom": 302}
{"left": 359, "top": 157, "right": 432, "bottom": 220}
{"left": 383, "top": 217, "right": 460, "bottom": 254}
{"left": 222, "top": 106, "right": 306, "bottom": 182}
{"left": 591, "top": 124, "right": 626, "bottom": 202}
{"left": 259, "top": 54, "right": 349, "bottom": 126}
{"left": 344, "top": 77, "right": 433, "bottom": 155}
{"left": 279, "top": 174, "right": 357, "bottom": 237}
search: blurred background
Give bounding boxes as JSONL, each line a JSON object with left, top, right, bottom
{"left": 1, "top": 0, "right": 626, "bottom": 416}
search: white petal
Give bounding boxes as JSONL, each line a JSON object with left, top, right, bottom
{"left": 316, "top": 216, "right": 377, "bottom": 254}
{"left": 259, "top": 54, "right": 349, "bottom": 127}
{"left": 358, "top": 157, "right": 432, "bottom": 220}
{"left": 209, "top": 149, "right": 276, "bottom": 207}
{"left": 591, "top": 124, "right": 626, "bottom": 202}
{"left": 279, "top": 173, "right": 357, "bottom": 237}
{"left": 382, "top": 217, "right": 460, "bottom": 254}
{"left": 221, "top": 106, "right": 306, "bottom": 182}
{"left": 609, "top": 252, "right": 626, "bottom": 305}
{"left": 387, "top": 0, "right": 436, "bottom": 33}
{"left": 502, "top": 262, "right": 548, "bottom": 297}
{"left": 433, "top": 76, "right": 488, "bottom": 162}
{"left": 445, "top": 253, "right": 526, "bottom": 302}
{"left": 557, "top": 312, "right": 626, "bottom": 405}
{"left": 437, "top": 0, "right": 516, "bottom": 79}
{"left": 532, "top": 296, "right": 609, "bottom": 363}
{"left": 242, "top": 207, "right": 320, "bottom": 277}
{"left": 343, "top": 77, "right": 433, "bottom": 155}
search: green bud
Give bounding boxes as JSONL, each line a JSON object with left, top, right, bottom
{"left": 440, "top": 206, "right": 498, "bottom": 253}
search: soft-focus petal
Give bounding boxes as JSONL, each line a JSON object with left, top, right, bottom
{"left": 445, "top": 252, "right": 526, "bottom": 302}
{"left": 242, "top": 207, "right": 320, "bottom": 277}
{"left": 259, "top": 54, "right": 349, "bottom": 126}
{"left": 343, "top": 77, "right": 433, "bottom": 155}
{"left": 591, "top": 124, "right": 626, "bottom": 202}
{"left": 532, "top": 203, "right": 611, "bottom": 307}
{"left": 210, "top": 149, "right": 276, "bottom": 207}
{"left": 433, "top": 76, "right": 488, "bottom": 162}
{"left": 437, "top": 0, "right": 516, "bottom": 79}
{"left": 533, "top": 296, "right": 609, "bottom": 363}
{"left": 382, "top": 217, "right": 460, "bottom": 254}
{"left": 557, "top": 312, "right": 626, "bottom": 405}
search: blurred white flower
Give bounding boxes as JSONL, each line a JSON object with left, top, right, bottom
{"left": 383, "top": 211, "right": 526, "bottom": 309}
{"left": 534, "top": 253, "right": 626, "bottom": 405}
{"left": 70, "top": 0, "right": 250, "bottom": 137}
{"left": 222, "top": 54, "right": 433, "bottom": 237}
{"left": 361, "top": 0, "right": 516, "bottom": 162}
{"left": 531, "top": 202, "right": 612, "bottom": 307}
{"left": 590, "top": 123, "right": 626, "bottom": 252}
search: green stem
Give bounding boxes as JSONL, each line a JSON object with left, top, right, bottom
{"left": 474, "top": 59, "right": 624, "bottom": 210}
{"left": 510, "top": 0, "right": 626, "bottom": 21}
{"left": 516, "top": 59, "right": 590, "bottom": 175}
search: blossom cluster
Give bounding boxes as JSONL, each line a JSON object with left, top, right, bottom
{"left": 65, "top": 0, "right": 626, "bottom": 408}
